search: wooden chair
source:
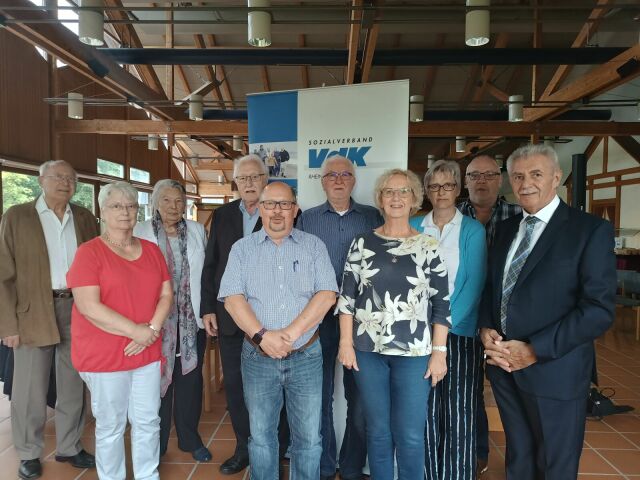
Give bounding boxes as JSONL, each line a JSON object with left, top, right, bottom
{"left": 202, "top": 336, "right": 224, "bottom": 412}
{"left": 615, "top": 270, "right": 640, "bottom": 341}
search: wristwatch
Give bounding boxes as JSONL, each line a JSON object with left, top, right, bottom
{"left": 252, "top": 327, "right": 267, "bottom": 345}
{"left": 432, "top": 345, "right": 448, "bottom": 353}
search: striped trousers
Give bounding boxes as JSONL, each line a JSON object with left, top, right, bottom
{"left": 425, "top": 334, "right": 484, "bottom": 480}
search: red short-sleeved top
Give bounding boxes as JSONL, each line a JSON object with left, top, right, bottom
{"left": 66, "top": 237, "right": 170, "bottom": 373}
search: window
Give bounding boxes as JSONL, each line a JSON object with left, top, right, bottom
{"left": 137, "top": 191, "right": 152, "bottom": 222}
{"left": 73, "top": 182, "right": 95, "bottom": 213}
{"left": 130, "top": 167, "right": 150, "bottom": 184}
{"left": 97, "top": 159, "right": 124, "bottom": 178}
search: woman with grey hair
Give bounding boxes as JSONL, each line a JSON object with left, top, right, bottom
{"left": 134, "top": 179, "right": 211, "bottom": 462}
{"left": 67, "top": 181, "right": 173, "bottom": 480}
{"left": 337, "top": 169, "right": 451, "bottom": 480}
{"left": 410, "top": 160, "right": 487, "bottom": 479}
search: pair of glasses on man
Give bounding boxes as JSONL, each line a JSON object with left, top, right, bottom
{"left": 42, "top": 175, "right": 76, "bottom": 184}
{"left": 322, "top": 171, "right": 354, "bottom": 182}
{"left": 427, "top": 183, "right": 457, "bottom": 192}
{"left": 235, "top": 174, "right": 266, "bottom": 184}
{"left": 381, "top": 187, "right": 413, "bottom": 198}
{"left": 105, "top": 203, "right": 139, "bottom": 212}
{"left": 466, "top": 171, "right": 501, "bottom": 182}
{"left": 260, "top": 200, "right": 297, "bottom": 210}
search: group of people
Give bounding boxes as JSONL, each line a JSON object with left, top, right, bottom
{"left": 0, "top": 142, "right": 615, "bottom": 480}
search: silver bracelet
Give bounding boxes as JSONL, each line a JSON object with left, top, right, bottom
{"left": 148, "top": 324, "right": 160, "bottom": 333}
{"left": 432, "top": 345, "right": 447, "bottom": 353}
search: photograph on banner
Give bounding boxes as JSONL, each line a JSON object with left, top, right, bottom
{"left": 250, "top": 141, "right": 297, "bottom": 182}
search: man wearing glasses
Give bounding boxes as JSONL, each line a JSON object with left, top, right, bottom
{"left": 219, "top": 182, "right": 338, "bottom": 480}
{"left": 457, "top": 154, "right": 521, "bottom": 476}
{"left": 0, "top": 160, "right": 99, "bottom": 479}
{"left": 297, "top": 155, "right": 382, "bottom": 480}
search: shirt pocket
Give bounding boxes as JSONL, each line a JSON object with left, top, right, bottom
{"left": 290, "top": 258, "right": 315, "bottom": 297}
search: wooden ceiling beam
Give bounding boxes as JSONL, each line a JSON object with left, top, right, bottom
{"left": 193, "top": 34, "right": 224, "bottom": 108}
{"left": 345, "top": 0, "right": 363, "bottom": 85}
{"left": 261, "top": 66, "right": 271, "bottom": 91}
{"left": 540, "top": 0, "right": 614, "bottom": 100}
{"left": 298, "top": 34, "right": 310, "bottom": 88}
{"left": 524, "top": 43, "right": 640, "bottom": 122}
{"left": 55, "top": 119, "right": 640, "bottom": 137}
{"left": 176, "top": 65, "right": 191, "bottom": 96}
{"left": 612, "top": 136, "right": 640, "bottom": 164}
{"left": 485, "top": 81, "right": 509, "bottom": 102}
{"left": 471, "top": 33, "right": 510, "bottom": 103}
{"left": 422, "top": 34, "right": 446, "bottom": 102}
{"left": 206, "top": 34, "right": 235, "bottom": 108}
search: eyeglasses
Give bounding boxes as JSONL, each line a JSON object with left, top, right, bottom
{"left": 260, "top": 200, "right": 296, "bottom": 210}
{"left": 381, "top": 187, "right": 413, "bottom": 198}
{"left": 235, "top": 174, "right": 265, "bottom": 184}
{"left": 42, "top": 175, "right": 76, "bottom": 184}
{"left": 427, "top": 183, "right": 457, "bottom": 192}
{"left": 105, "top": 203, "right": 139, "bottom": 212}
{"left": 466, "top": 171, "right": 501, "bottom": 182}
{"left": 322, "top": 171, "right": 354, "bottom": 182}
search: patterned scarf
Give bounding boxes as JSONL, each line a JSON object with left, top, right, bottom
{"left": 152, "top": 211, "right": 198, "bottom": 397}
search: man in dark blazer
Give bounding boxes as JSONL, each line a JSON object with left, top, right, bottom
{"left": 479, "top": 144, "right": 615, "bottom": 479}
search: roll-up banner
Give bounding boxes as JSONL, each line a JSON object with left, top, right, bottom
{"left": 247, "top": 80, "right": 409, "bottom": 210}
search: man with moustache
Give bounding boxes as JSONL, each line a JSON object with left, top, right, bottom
{"left": 0, "top": 160, "right": 99, "bottom": 479}
{"left": 297, "top": 155, "right": 382, "bottom": 480}
{"left": 479, "top": 144, "right": 615, "bottom": 479}
{"left": 458, "top": 154, "right": 521, "bottom": 475}
{"left": 219, "top": 182, "right": 338, "bottom": 480}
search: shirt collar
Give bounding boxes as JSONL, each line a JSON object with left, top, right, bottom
{"left": 239, "top": 200, "right": 259, "bottom": 217}
{"left": 36, "top": 195, "right": 72, "bottom": 216}
{"left": 256, "top": 226, "right": 301, "bottom": 244}
{"left": 423, "top": 209, "right": 462, "bottom": 228}
{"left": 322, "top": 198, "right": 360, "bottom": 214}
{"left": 522, "top": 195, "right": 560, "bottom": 225}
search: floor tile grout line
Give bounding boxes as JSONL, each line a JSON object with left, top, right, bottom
{"left": 586, "top": 439, "right": 631, "bottom": 479}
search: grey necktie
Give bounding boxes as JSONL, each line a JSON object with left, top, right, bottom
{"left": 500, "top": 216, "right": 540, "bottom": 335}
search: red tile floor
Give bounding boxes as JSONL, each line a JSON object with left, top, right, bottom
{"left": 0, "top": 319, "right": 639, "bottom": 479}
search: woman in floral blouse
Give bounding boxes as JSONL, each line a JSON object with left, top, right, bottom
{"left": 337, "top": 169, "right": 451, "bottom": 480}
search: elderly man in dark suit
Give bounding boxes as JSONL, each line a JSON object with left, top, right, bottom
{"left": 479, "top": 144, "right": 615, "bottom": 479}
{"left": 201, "top": 154, "right": 292, "bottom": 475}
{"left": 0, "top": 160, "right": 99, "bottom": 480}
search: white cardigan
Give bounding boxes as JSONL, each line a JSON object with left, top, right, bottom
{"left": 134, "top": 219, "right": 207, "bottom": 329}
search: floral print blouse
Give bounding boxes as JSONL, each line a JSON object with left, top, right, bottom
{"left": 337, "top": 231, "right": 451, "bottom": 357}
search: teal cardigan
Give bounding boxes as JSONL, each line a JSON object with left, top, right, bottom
{"left": 410, "top": 214, "right": 487, "bottom": 337}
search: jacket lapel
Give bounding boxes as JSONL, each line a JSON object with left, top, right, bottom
{"left": 514, "top": 201, "right": 569, "bottom": 288}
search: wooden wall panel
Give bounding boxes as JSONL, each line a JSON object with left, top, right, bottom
{"left": 0, "top": 30, "right": 50, "bottom": 163}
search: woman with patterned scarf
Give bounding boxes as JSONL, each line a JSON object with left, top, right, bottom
{"left": 134, "top": 179, "right": 211, "bottom": 462}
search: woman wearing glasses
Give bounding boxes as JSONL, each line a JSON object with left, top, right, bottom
{"left": 67, "top": 181, "right": 173, "bottom": 480}
{"left": 134, "top": 179, "right": 211, "bottom": 463}
{"left": 410, "top": 160, "right": 487, "bottom": 479}
{"left": 337, "top": 169, "right": 451, "bottom": 480}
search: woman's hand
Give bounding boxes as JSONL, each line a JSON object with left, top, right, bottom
{"left": 124, "top": 340, "right": 147, "bottom": 357}
{"left": 130, "top": 323, "right": 159, "bottom": 347}
{"left": 338, "top": 342, "right": 359, "bottom": 371}
{"left": 425, "top": 351, "right": 447, "bottom": 386}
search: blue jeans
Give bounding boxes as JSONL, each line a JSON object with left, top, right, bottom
{"left": 354, "top": 350, "right": 431, "bottom": 480}
{"left": 241, "top": 338, "right": 323, "bottom": 480}
{"left": 319, "top": 314, "right": 367, "bottom": 478}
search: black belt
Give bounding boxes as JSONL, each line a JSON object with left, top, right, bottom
{"left": 53, "top": 289, "right": 73, "bottom": 299}
{"left": 245, "top": 330, "right": 319, "bottom": 358}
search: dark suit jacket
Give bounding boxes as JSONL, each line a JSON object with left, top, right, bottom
{"left": 200, "top": 199, "right": 264, "bottom": 336}
{"left": 479, "top": 200, "right": 615, "bottom": 400}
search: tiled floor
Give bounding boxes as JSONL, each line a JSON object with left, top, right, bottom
{"left": 0, "top": 320, "right": 639, "bottom": 480}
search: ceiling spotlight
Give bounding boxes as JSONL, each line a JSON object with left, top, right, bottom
{"left": 67, "top": 92, "right": 83, "bottom": 119}
{"left": 148, "top": 135, "right": 159, "bottom": 151}
{"left": 465, "top": 0, "right": 490, "bottom": 47}
{"left": 508, "top": 94, "right": 524, "bottom": 122}
{"left": 248, "top": 0, "right": 272, "bottom": 48}
{"left": 427, "top": 154, "right": 436, "bottom": 168}
{"left": 233, "top": 135, "right": 244, "bottom": 151}
{"left": 409, "top": 95, "right": 424, "bottom": 122}
{"left": 189, "top": 94, "right": 203, "bottom": 121}
{"left": 78, "top": 0, "right": 105, "bottom": 47}
{"left": 455, "top": 136, "right": 466, "bottom": 153}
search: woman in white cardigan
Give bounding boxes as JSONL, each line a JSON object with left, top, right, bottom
{"left": 134, "top": 179, "right": 211, "bottom": 462}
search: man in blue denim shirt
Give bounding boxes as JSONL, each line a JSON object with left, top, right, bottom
{"left": 219, "top": 182, "right": 338, "bottom": 480}
{"left": 297, "top": 155, "right": 382, "bottom": 480}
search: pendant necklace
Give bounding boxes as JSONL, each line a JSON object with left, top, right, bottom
{"left": 103, "top": 232, "right": 133, "bottom": 248}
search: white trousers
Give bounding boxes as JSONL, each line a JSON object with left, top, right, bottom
{"left": 80, "top": 361, "right": 161, "bottom": 480}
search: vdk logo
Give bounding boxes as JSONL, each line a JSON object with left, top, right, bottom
{"left": 309, "top": 146, "right": 371, "bottom": 168}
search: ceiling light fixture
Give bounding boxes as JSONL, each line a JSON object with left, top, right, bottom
{"left": 78, "top": 0, "right": 105, "bottom": 47}
{"left": 148, "top": 135, "right": 159, "bottom": 151}
{"left": 189, "top": 94, "right": 203, "bottom": 121}
{"left": 409, "top": 95, "right": 424, "bottom": 122}
{"left": 508, "top": 94, "right": 524, "bottom": 122}
{"left": 465, "top": 0, "right": 490, "bottom": 47}
{"left": 233, "top": 135, "right": 244, "bottom": 151}
{"left": 248, "top": 0, "right": 272, "bottom": 48}
{"left": 456, "top": 136, "right": 466, "bottom": 153}
{"left": 427, "top": 154, "right": 436, "bottom": 168}
{"left": 67, "top": 92, "right": 83, "bottom": 119}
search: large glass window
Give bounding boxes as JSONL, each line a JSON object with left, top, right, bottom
{"left": 97, "top": 159, "right": 125, "bottom": 178}
{"left": 130, "top": 167, "right": 151, "bottom": 184}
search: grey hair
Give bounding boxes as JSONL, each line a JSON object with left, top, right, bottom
{"left": 424, "top": 159, "right": 461, "bottom": 189}
{"left": 150, "top": 179, "right": 186, "bottom": 212}
{"left": 320, "top": 155, "right": 355, "bottom": 176}
{"left": 39, "top": 160, "right": 76, "bottom": 178}
{"left": 507, "top": 144, "right": 560, "bottom": 173}
{"left": 373, "top": 169, "right": 423, "bottom": 216}
{"left": 233, "top": 154, "right": 268, "bottom": 178}
{"left": 98, "top": 181, "right": 138, "bottom": 211}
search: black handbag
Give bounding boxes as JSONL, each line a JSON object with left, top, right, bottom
{"left": 587, "top": 387, "right": 634, "bottom": 420}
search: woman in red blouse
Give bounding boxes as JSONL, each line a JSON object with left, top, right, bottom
{"left": 67, "top": 181, "right": 173, "bottom": 480}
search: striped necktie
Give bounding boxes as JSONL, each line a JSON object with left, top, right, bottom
{"left": 500, "top": 216, "right": 540, "bottom": 335}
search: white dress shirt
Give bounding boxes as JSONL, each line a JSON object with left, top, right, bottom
{"left": 503, "top": 195, "right": 560, "bottom": 280}
{"left": 36, "top": 195, "right": 78, "bottom": 289}
{"left": 421, "top": 209, "right": 462, "bottom": 297}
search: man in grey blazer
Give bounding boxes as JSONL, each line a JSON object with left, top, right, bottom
{"left": 0, "top": 160, "right": 99, "bottom": 479}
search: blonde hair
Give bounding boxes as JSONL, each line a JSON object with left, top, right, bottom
{"left": 373, "top": 169, "right": 423, "bottom": 216}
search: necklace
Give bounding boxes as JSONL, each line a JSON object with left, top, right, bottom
{"left": 381, "top": 226, "right": 413, "bottom": 263}
{"left": 103, "top": 232, "right": 134, "bottom": 248}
